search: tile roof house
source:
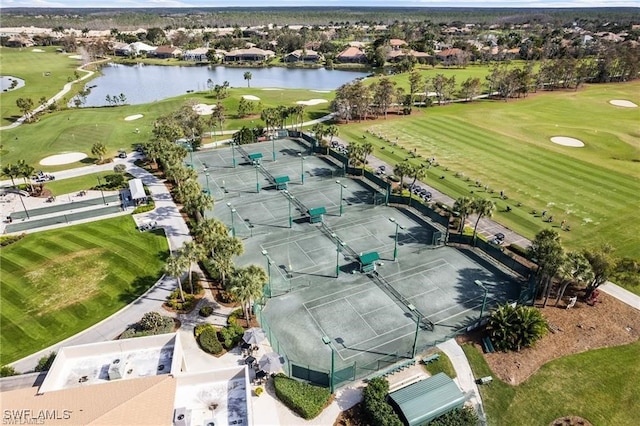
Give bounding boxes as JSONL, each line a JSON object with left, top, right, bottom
{"left": 129, "top": 41, "right": 156, "bottom": 55}
{"left": 336, "top": 46, "right": 367, "bottom": 63}
{"left": 154, "top": 45, "right": 183, "bottom": 59}
{"left": 224, "top": 47, "right": 275, "bottom": 62}
{"left": 182, "top": 47, "right": 209, "bottom": 61}
{"left": 389, "top": 39, "right": 407, "bottom": 50}
{"left": 387, "top": 49, "right": 433, "bottom": 64}
{"left": 283, "top": 49, "right": 323, "bottom": 63}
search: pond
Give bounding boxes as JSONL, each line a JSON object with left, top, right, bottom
{"left": 1, "top": 76, "right": 25, "bottom": 92}
{"left": 80, "top": 63, "right": 369, "bottom": 107}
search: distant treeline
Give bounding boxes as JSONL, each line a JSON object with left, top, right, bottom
{"left": 2, "top": 7, "right": 640, "bottom": 30}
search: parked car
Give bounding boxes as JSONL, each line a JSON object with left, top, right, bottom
{"left": 490, "top": 232, "right": 506, "bottom": 245}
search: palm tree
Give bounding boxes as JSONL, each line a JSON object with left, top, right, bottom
{"left": 194, "top": 218, "right": 228, "bottom": 258}
{"left": 243, "top": 71, "right": 252, "bottom": 87}
{"left": 408, "top": 163, "right": 428, "bottom": 190}
{"left": 555, "top": 251, "right": 593, "bottom": 307}
{"left": 91, "top": 142, "right": 107, "bottom": 163}
{"left": 165, "top": 253, "right": 188, "bottom": 303}
{"left": 486, "top": 304, "right": 547, "bottom": 352}
{"left": 471, "top": 198, "right": 495, "bottom": 244}
{"left": 453, "top": 196, "right": 474, "bottom": 233}
{"left": 360, "top": 141, "right": 373, "bottom": 173}
{"left": 228, "top": 265, "right": 268, "bottom": 321}
{"left": 180, "top": 241, "right": 205, "bottom": 294}
{"left": 529, "top": 229, "right": 564, "bottom": 307}
{"left": 211, "top": 236, "right": 244, "bottom": 288}
{"left": 17, "top": 160, "right": 35, "bottom": 193}
{"left": 2, "top": 163, "right": 21, "bottom": 188}
{"left": 392, "top": 162, "right": 413, "bottom": 193}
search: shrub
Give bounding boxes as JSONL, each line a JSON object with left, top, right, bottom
{"left": 194, "top": 323, "right": 211, "bottom": 338}
{"left": 429, "top": 406, "right": 479, "bottom": 426}
{"left": 227, "top": 308, "right": 244, "bottom": 325}
{"left": 132, "top": 202, "right": 155, "bottom": 214}
{"left": 273, "top": 374, "right": 331, "bottom": 419}
{"left": 198, "top": 327, "right": 223, "bottom": 355}
{"left": 0, "top": 233, "right": 26, "bottom": 246}
{"left": 140, "top": 312, "right": 164, "bottom": 331}
{"left": 34, "top": 352, "right": 56, "bottom": 372}
{"left": 507, "top": 243, "right": 529, "bottom": 258}
{"left": 217, "top": 290, "right": 236, "bottom": 304}
{"left": 120, "top": 312, "right": 174, "bottom": 339}
{"left": 165, "top": 293, "right": 197, "bottom": 311}
{"left": 1, "top": 365, "right": 19, "bottom": 377}
{"left": 218, "top": 322, "right": 244, "bottom": 349}
{"left": 199, "top": 306, "right": 213, "bottom": 317}
{"left": 387, "top": 175, "right": 400, "bottom": 183}
{"left": 254, "top": 386, "right": 264, "bottom": 396}
{"left": 362, "top": 377, "right": 403, "bottom": 426}
{"left": 486, "top": 304, "right": 547, "bottom": 352}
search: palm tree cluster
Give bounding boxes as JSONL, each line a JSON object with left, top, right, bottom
{"left": 486, "top": 303, "right": 547, "bottom": 352}
{"left": 452, "top": 196, "right": 496, "bottom": 243}
{"left": 1, "top": 160, "right": 36, "bottom": 192}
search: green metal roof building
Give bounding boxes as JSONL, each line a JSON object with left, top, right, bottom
{"left": 388, "top": 373, "right": 466, "bottom": 426}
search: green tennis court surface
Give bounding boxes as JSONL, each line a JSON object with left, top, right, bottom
{"left": 194, "top": 138, "right": 522, "bottom": 384}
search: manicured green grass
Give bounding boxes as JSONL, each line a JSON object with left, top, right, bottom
{"left": 422, "top": 351, "right": 457, "bottom": 379}
{"left": 1, "top": 87, "right": 332, "bottom": 170}
{"left": 0, "top": 46, "right": 88, "bottom": 126}
{"left": 338, "top": 82, "right": 640, "bottom": 263}
{"left": 0, "top": 215, "right": 169, "bottom": 364}
{"left": 462, "top": 342, "right": 640, "bottom": 426}
{"left": 43, "top": 171, "right": 115, "bottom": 196}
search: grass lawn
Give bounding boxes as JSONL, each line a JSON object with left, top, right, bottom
{"left": 0, "top": 215, "right": 169, "bottom": 364}
{"left": 462, "top": 342, "right": 640, "bottom": 426}
{"left": 43, "top": 171, "right": 116, "bottom": 196}
{"left": 1, "top": 87, "right": 332, "bottom": 170}
{"left": 422, "top": 351, "right": 457, "bottom": 379}
{"left": 338, "top": 81, "right": 640, "bottom": 263}
{"left": 0, "top": 46, "right": 88, "bottom": 127}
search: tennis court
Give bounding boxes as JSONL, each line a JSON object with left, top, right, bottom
{"left": 192, "top": 138, "right": 522, "bottom": 383}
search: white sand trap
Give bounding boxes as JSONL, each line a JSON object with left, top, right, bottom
{"left": 68, "top": 55, "right": 83, "bottom": 59}
{"left": 296, "top": 99, "right": 329, "bottom": 106}
{"left": 550, "top": 136, "right": 585, "bottom": 147}
{"left": 242, "top": 95, "right": 261, "bottom": 101}
{"left": 124, "top": 114, "right": 144, "bottom": 121}
{"left": 262, "top": 88, "right": 280, "bottom": 91}
{"left": 192, "top": 103, "right": 217, "bottom": 115}
{"left": 311, "top": 90, "right": 331, "bottom": 93}
{"left": 31, "top": 48, "right": 44, "bottom": 52}
{"left": 40, "top": 152, "right": 87, "bottom": 166}
{"left": 609, "top": 99, "right": 638, "bottom": 108}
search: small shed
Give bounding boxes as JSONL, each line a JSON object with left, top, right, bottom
{"left": 388, "top": 373, "right": 465, "bottom": 426}
{"left": 128, "top": 178, "right": 146, "bottom": 205}
{"left": 274, "top": 175, "right": 290, "bottom": 190}
{"left": 308, "top": 207, "right": 326, "bottom": 224}
{"left": 248, "top": 152, "right": 263, "bottom": 164}
{"left": 358, "top": 252, "right": 380, "bottom": 273}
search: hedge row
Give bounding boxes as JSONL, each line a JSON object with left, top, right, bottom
{"left": 273, "top": 374, "right": 331, "bottom": 420}
{"left": 362, "top": 377, "right": 403, "bottom": 426}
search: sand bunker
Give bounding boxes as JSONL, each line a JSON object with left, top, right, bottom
{"left": 609, "top": 99, "right": 638, "bottom": 108}
{"left": 68, "top": 55, "right": 83, "bottom": 60}
{"left": 550, "top": 136, "right": 585, "bottom": 147}
{"left": 311, "top": 90, "right": 331, "bottom": 93}
{"left": 31, "top": 48, "right": 44, "bottom": 53}
{"left": 296, "top": 99, "right": 329, "bottom": 106}
{"left": 262, "top": 88, "right": 280, "bottom": 91}
{"left": 192, "top": 103, "right": 217, "bottom": 115}
{"left": 124, "top": 114, "right": 143, "bottom": 121}
{"left": 242, "top": 95, "right": 261, "bottom": 101}
{"left": 40, "top": 152, "right": 87, "bottom": 166}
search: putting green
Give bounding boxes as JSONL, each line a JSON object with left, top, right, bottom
{"left": 0, "top": 215, "right": 169, "bottom": 364}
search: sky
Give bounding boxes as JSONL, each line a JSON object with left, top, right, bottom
{"left": 0, "top": 1, "right": 636, "bottom": 9}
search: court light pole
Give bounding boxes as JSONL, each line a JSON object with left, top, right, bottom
{"left": 227, "top": 202, "right": 236, "bottom": 237}
{"left": 299, "top": 153, "right": 305, "bottom": 184}
{"left": 322, "top": 336, "right": 335, "bottom": 394}
{"left": 475, "top": 280, "right": 488, "bottom": 322}
{"left": 96, "top": 175, "right": 107, "bottom": 205}
{"left": 284, "top": 190, "right": 294, "bottom": 228}
{"left": 262, "top": 249, "right": 272, "bottom": 298}
{"left": 231, "top": 141, "right": 237, "bottom": 168}
{"left": 389, "top": 217, "right": 406, "bottom": 261}
{"left": 203, "top": 168, "right": 211, "bottom": 195}
{"left": 336, "top": 180, "right": 347, "bottom": 216}
{"left": 409, "top": 304, "right": 421, "bottom": 358}
{"left": 331, "top": 233, "right": 345, "bottom": 277}
{"left": 187, "top": 142, "right": 194, "bottom": 169}
{"left": 271, "top": 135, "right": 276, "bottom": 162}
{"left": 254, "top": 164, "right": 261, "bottom": 193}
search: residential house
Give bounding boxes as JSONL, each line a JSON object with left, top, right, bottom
{"left": 336, "top": 46, "right": 367, "bottom": 63}
{"left": 435, "top": 48, "right": 470, "bottom": 66}
{"left": 182, "top": 47, "right": 209, "bottom": 61}
{"left": 224, "top": 47, "right": 275, "bottom": 62}
{"left": 283, "top": 49, "right": 323, "bottom": 63}
{"left": 387, "top": 49, "right": 434, "bottom": 65}
{"left": 112, "top": 41, "right": 132, "bottom": 56}
{"left": 389, "top": 39, "right": 407, "bottom": 50}
{"left": 154, "top": 45, "right": 183, "bottom": 59}
{"left": 5, "top": 35, "right": 35, "bottom": 48}
{"left": 128, "top": 41, "right": 156, "bottom": 56}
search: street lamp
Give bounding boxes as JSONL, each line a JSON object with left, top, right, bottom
{"left": 262, "top": 249, "right": 272, "bottom": 298}
{"left": 298, "top": 153, "right": 305, "bottom": 184}
{"left": 322, "top": 336, "right": 335, "bottom": 394}
{"left": 389, "top": 217, "right": 406, "bottom": 261}
{"left": 254, "top": 164, "right": 261, "bottom": 193}
{"left": 474, "top": 280, "right": 488, "bottom": 322}
{"left": 331, "top": 233, "right": 345, "bottom": 277}
{"left": 227, "top": 202, "right": 236, "bottom": 237}
{"left": 284, "top": 190, "right": 294, "bottom": 228}
{"left": 271, "top": 135, "right": 276, "bottom": 162}
{"left": 204, "top": 170, "right": 211, "bottom": 195}
{"left": 336, "top": 180, "right": 347, "bottom": 216}
{"left": 230, "top": 141, "right": 237, "bottom": 168}
{"left": 96, "top": 175, "right": 107, "bottom": 205}
{"left": 186, "top": 142, "right": 194, "bottom": 169}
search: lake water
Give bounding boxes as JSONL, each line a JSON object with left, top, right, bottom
{"left": 81, "top": 63, "right": 369, "bottom": 107}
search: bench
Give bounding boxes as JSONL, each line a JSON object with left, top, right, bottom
{"left": 482, "top": 336, "right": 495, "bottom": 353}
{"left": 421, "top": 353, "right": 440, "bottom": 364}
